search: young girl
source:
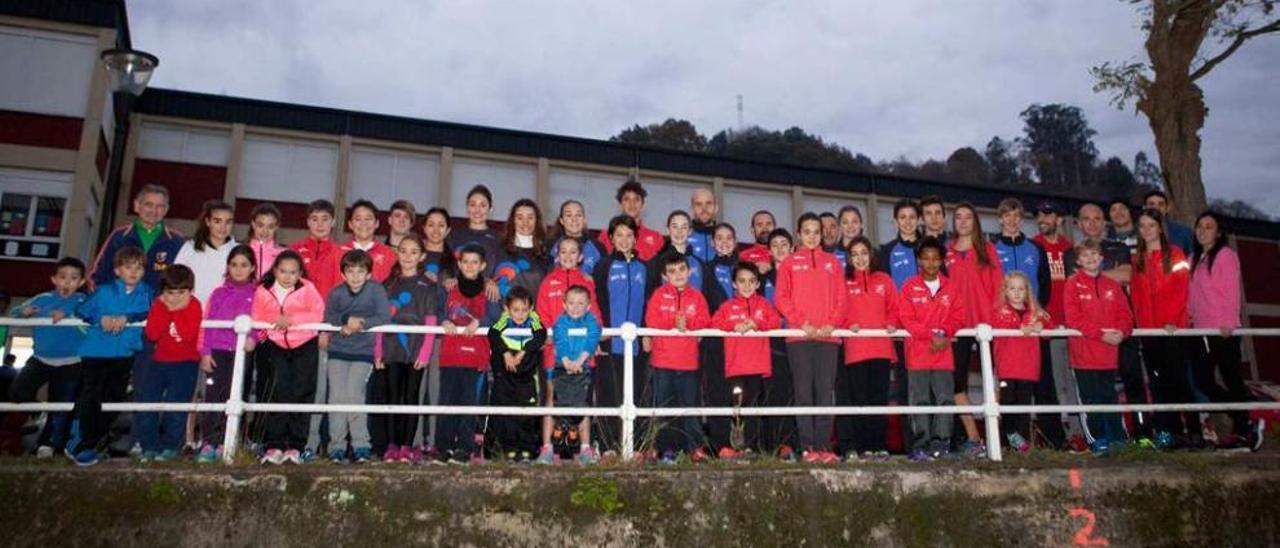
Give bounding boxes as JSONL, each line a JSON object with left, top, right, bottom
{"left": 837, "top": 236, "right": 898, "bottom": 461}
{"left": 708, "top": 223, "right": 739, "bottom": 310}
{"left": 710, "top": 263, "right": 781, "bottom": 458}
{"left": 548, "top": 200, "right": 606, "bottom": 275}
{"left": 898, "top": 237, "right": 966, "bottom": 462}
{"left": 703, "top": 222, "right": 739, "bottom": 456}
{"left": 497, "top": 198, "right": 549, "bottom": 301}
{"left": 590, "top": 215, "right": 649, "bottom": 455}
{"left": 375, "top": 235, "right": 441, "bottom": 463}
{"left": 991, "top": 272, "right": 1048, "bottom": 453}
{"left": 646, "top": 210, "right": 710, "bottom": 296}
{"left": 832, "top": 205, "right": 865, "bottom": 266}
{"left": 435, "top": 245, "right": 500, "bottom": 464}
{"left": 247, "top": 203, "right": 286, "bottom": 283}
{"left": 762, "top": 227, "right": 797, "bottom": 458}
{"left": 776, "top": 212, "right": 846, "bottom": 464}
{"left": 1188, "top": 211, "right": 1256, "bottom": 450}
{"left": 175, "top": 199, "right": 237, "bottom": 305}
{"left": 196, "top": 245, "right": 257, "bottom": 463}
{"left": 536, "top": 237, "right": 602, "bottom": 370}
{"left": 421, "top": 206, "right": 457, "bottom": 288}
{"left": 944, "top": 202, "right": 1003, "bottom": 457}
{"left": 1131, "top": 209, "right": 1198, "bottom": 449}
{"left": 251, "top": 250, "right": 325, "bottom": 465}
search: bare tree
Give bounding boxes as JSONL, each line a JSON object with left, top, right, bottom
{"left": 1092, "top": 0, "right": 1279, "bottom": 223}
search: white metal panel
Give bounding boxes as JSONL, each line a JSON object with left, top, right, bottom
{"left": 349, "top": 147, "right": 439, "bottom": 211}
{"left": 637, "top": 178, "right": 710, "bottom": 230}
{"left": 876, "top": 201, "right": 897, "bottom": 245}
{"left": 548, "top": 168, "right": 626, "bottom": 232}
{"left": 722, "top": 185, "right": 793, "bottom": 243}
{"left": 138, "top": 124, "right": 231, "bottom": 167}
{"left": 0, "top": 26, "right": 95, "bottom": 117}
{"left": 239, "top": 136, "right": 336, "bottom": 202}
{"left": 450, "top": 158, "right": 536, "bottom": 220}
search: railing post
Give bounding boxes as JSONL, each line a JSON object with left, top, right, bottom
{"left": 221, "top": 315, "right": 252, "bottom": 465}
{"left": 620, "top": 322, "right": 638, "bottom": 462}
{"left": 976, "top": 324, "right": 1003, "bottom": 462}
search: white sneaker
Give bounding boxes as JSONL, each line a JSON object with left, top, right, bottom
{"left": 261, "top": 449, "right": 285, "bottom": 465}
{"left": 284, "top": 449, "right": 303, "bottom": 465}
{"left": 36, "top": 446, "right": 54, "bottom": 459}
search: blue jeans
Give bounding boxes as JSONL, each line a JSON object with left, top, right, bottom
{"left": 652, "top": 368, "right": 702, "bottom": 453}
{"left": 133, "top": 360, "right": 198, "bottom": 453}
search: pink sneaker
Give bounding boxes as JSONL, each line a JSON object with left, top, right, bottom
{"left": 383, "top": 444, "right": 400, "bottom": 463}
{"left": 407, "top": 446, "right": 423, "bottom": 464}
{"left": 468, "top": 452, "right": 488, "bottom": 466}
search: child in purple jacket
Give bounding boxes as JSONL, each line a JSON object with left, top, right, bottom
{"left": 196, "top": 245, "right": 258, "bottom": 463}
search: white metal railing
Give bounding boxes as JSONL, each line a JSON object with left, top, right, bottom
{"left": 2, "top": 317, "right": 1278, "bottom": 463}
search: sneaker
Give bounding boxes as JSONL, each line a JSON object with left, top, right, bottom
{"left": 283, "top": 449, "right": 303, "bottom": 465}
{"left": 844, "top": 452, "right": 863, "bottom": 463}
{"left": 1089, "top": 439, "right": 1111, "bottom": 456}
{"left": 960, "top": 440, "right": 987, "bottom": 460}
{"left": 1007, "top": 433, "right": 1031, "bottom": 454}
{"left": 383, "top": 445, "right": 400, "bottom": 463}
{"left": 1154, "top": 431, "right": 1176, "bottom": 450}
{"left": 1134, "top": 437, "right": 1157, "bottom": 450}
{"left": 329, "top": 450, "right": 348, "bottom": 464}
{"left": 908, "top": 449, "right": 932, "bottom": 463}
{"left": 717, "top": 447, "right": 741, "bottom": 460}
{"left": 642, "top": 448, "right": 659, "bottom": 463}
{"left": 776, "top": 444, "right": 795, "bottom": 461}
{"left": 869, "top": 450, "right": 891, "bottom": 462}
{"left": 196, "top": 445, "right": 220, "bottom": 464}
{"left": 468, "top": 452, "right": 487, "bottom": 466}
{"left": 819, "top": 450, "right": 841, "bottom": 464}
{"left": 534, "top": 445, "right": 555, "bottom": 465}
{"left": 36, "top": 445, "right": 54, "bottom": 459}
{"left": 261, "top": 449, "right": 285, "bottom": 465}
{"left": 139, "top": 451, "right": 157, "bottom": 463}
{"left": 659, "top": 450, "right": 678, "bottom": 465}
{"left": 689, "top": 447, "right": 710, "bottom": 463}
{"left": 1064, "top": 435, "right": 1090, "bottom": 454}
{"left": 577, "top": 446, "right": 599, "bottom": 466}
{"left": 399, "top": 446, "right": 416, "bottom": 464}
{"left": 433, "top": 449, "right": 453, "bottom": 465}
{"left": 71, "top": 449, "right": 100, "bottom": 467}
{"left": 156, "top": 449, "right": 179, "bottom": 462}
{"left": 801, "top": 450, "right": 821, "bottom": 464}
{"left": 353, "top": 447, "right": 373, "bottom": 463}
{"left": 299, "top": 449, "right": 318, "bottom": 464}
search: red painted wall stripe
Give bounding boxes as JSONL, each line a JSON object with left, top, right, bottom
{"left": 0, "top": 109, "right": 82, "bottom": 150}
{"left": 131, "top": 159, "right": 228, "bottom": 220}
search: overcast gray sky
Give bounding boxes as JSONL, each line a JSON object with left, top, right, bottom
{"left": 129, "top": 0, "right": 1280, "bottom": 216}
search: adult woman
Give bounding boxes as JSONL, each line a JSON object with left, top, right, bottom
{"left": 498, "top": 198, "right": 549, "bottom": 304}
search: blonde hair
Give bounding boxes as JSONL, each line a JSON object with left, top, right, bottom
{"left": 996, "top": 271, "right": 1048, "bottom": 320}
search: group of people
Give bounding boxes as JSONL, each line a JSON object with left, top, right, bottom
{"left": 5, "top": 176, "right": 1261, "bottom": 466}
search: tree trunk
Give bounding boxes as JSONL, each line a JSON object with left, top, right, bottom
{"left": 1138, "top": 82, "right": 1208, "bottom": 223}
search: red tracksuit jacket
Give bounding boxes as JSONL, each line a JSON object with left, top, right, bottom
{"left": 536, "top": 266, "right": 603, "bottom": 369}
{"left": 644, "top": 284, "right": 710, "bottom": 371}
{"left": 597, "top": 219, "right": 665, "bottom": 262}
{"left": 439, "top": 286, "right": 492, "bottom": 370}
{"left": 841, "top": 270, "right": 899, "bottom": 365}
{"left": 1064, "top": 271, "right": 1134, "bottom": 370}
{"left": 775, "top": 246, "right": 847, "bottom": 343}
{"left": 897, "top": 275, "right": 966, "bottom": 370}
{"left": 145, "top": 298, "right": 204, "bottom": 363}
{"left": 711, "top": 294, "right": 782, "bottom": 378}
{"left": 1130, "top": 247, "right": 1190, "bottom": 329}
{"left": 336, "top": 239, "right": 397, "bottom": 284}
{"left": 290, "top": 236, "right": 341, "bottom": 299}
{"left": 944, "top": 240, "right": 1003, "bottom": 327}
{"left": 990, "top": 303, "right": 1047, "bottom": 381}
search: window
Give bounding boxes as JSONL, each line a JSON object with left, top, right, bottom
{"left": 548, "top": 168, "right": 627, "bottom": 231}
{"left": 349, "top": 147, "right": 439, "bottom": 211}
{"left": 637, "top": 178, "right": 711, "bottom": 230}
{"left": 450, "top": 158, "right": 536, "bottom": 220}
{"left": 801, "top": 193, "right": 867, "bottom": 239}
{"left": 722, "top": 185, "right": 793, "bottom": 243}
{"left": 0, "top": 169, "right": 72, "bottom": 262}
{"left": 876, "top": 201, "right": 898, "bottom": 245}
{"left": 239, "top": 136, "right": 337, "bottom": 203}
{"left": 0, "top": 26, "right": 95, "bottom": 117}
{"left": 138, "top": 124, "right": 232, "bottom": 167}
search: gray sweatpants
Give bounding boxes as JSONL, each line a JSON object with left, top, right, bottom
{"left": 786, "top": 341, "right": 839, "bottom": 450}
{"left": 1049, "top": 338, "right": 1083, "bottom": 437}
{"left": 327, "top": 358, "right": 373, "bottom": 453}
{"left": 908, "top": 370, "right": 954, "bottom": 451}
{"left": 306, "top": 349, "right": 329, "bottom": 452}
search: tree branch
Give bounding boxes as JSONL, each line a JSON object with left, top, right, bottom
{"left": 1190, "top": 18, "right": 1280, "bottom": 80}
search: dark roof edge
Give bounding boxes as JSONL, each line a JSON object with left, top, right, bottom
{"left": 134, "top": 87, "right": 1280, "bottom": 240}
{"left": 0, "top": 0, "right": 123, "bottom": 32}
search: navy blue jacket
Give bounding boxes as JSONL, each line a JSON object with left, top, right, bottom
{"left": 591, "top": 251, "right": 649, "bottom": 355}
{"left": 548, "top": 235, "right": 606, "bottom": 276}
{"left": 689, "top": 224, "right": 718, "bottom": 264}
{"left": 645, "top": 244, "right": 713, "bottom": 304}
{"left": 89, "top": 222, "right": 185, "bottom": 291}
{"left": 878, "top": 236, "right": 920, "bottom": 290}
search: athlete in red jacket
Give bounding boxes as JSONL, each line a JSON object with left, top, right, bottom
{"left": 644, "top": 255, "right": 711, "bottom": 459}
{"left": 1065, "top": 239, "right": 1135, "bottom": 449}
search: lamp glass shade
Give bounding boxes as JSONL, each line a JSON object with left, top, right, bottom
{"left": 100, "top": 49, "right": 159, "bottom": 96}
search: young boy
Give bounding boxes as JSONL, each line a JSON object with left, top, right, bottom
{"left": 338, "top": 199, "right": 397, "bottom": 284}
{"left": 290, "top": 199, "right": 342, "bottom": 299}
{"left": 539, "top": 285, "right": 604, "bottom": 465}
{"left": 385, "top": 199, "right": 417, "bottom": 248}
{"left": 1064, "top": 239, "right": 1134, "bottom": 454}
{"left": 139, "top": 264, "right": 203, "bottom": 461}
{"left": 323, "top": 249, "right": 391, "bottom": 463}
{"left": 436, "top": 244, "right": 501, "bottom": 464}
{"left": 710, "top": 263, "right": 782, "bottom": 458}
{"left": 645, "top": 254, "right": 711, "bottom": 463}
{"left": 66, "top": 247, "right": 154, "bottom": 466}
{"left": 486, "top": 287, "right": 547, "bottom": 462}
{"left": 897, "top": 237, "right": 966, "bottom": 462}
{"left": 8, "top": 257, "right": 88, "bottom": 457}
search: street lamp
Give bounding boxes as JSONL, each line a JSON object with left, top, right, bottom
{"left": 96, "top": 48, "right": 158, "bottom": 246}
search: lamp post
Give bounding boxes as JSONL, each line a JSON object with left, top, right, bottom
{"left": 95, "top": 48, "right": 158, "bottom": 246}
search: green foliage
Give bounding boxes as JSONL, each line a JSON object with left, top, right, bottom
{"left": 611, "top": 118, "right": 707, "bottom": 152}
{"left": 569, "top": 476, "right": 624, "bottom": 514}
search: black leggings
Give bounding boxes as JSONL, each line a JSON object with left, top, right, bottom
{"left": 1190, "top": 336, "right": 1251, "bottom": 436}
{"left": 375, "top": 362, "right": 425, "bottom": 448}
{"left": 1141, "top": 337, "right": 1199, "bottom": 439}
{"left": 836, "top": 359, "right": 891, "bottom": 454}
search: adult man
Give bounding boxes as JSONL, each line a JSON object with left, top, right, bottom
{"left": 751, "top": 210, "right": 776, "bottom": 245}
{"left": 741, "top": 210, "right": 777, "bottom": 274}
{"left": 1031, "top": 201, "right": 1082, "bottom": 447}
{"left": 688, "top": 188, "right": 719, "bottom": 263}
{"left": 819, "top": 212, "right": 839, "bottom": 250}
{"left": 1106, "top": 199, "right": 1138, "bottom": 256}
{"left": 89, "top": 184, "right": 184, "bottom": 291}
{"left": 1143, "top": 190, "right": 1195, "bottom": 253}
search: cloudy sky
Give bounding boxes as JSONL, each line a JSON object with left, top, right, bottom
{"left": 129, "top": 0, "right": 1280, "bottom": 216}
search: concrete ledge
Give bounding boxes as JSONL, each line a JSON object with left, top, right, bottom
{"left": 4, "top": 456, "right": 1280, "bottom": 547}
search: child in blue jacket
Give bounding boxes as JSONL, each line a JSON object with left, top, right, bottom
{"left": 66, "top": 247, "right": 154, "bottom": 466}
{"left": 536, "top": 284, "right": 603, "bottom": 465}
{"left": 8, "top": 257, "right": 88, "bottom": 457}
